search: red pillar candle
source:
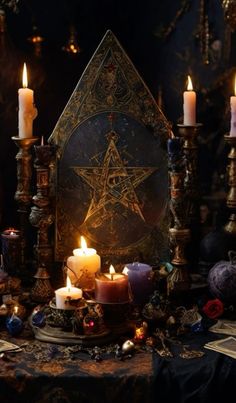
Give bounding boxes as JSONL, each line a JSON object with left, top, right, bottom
{"left": 95, "top": 265, "right": 129, "bottom": 304}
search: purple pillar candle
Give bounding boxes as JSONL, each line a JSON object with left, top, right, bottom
{"left": 125, "top": 262, "right": 153, "bottom": 305}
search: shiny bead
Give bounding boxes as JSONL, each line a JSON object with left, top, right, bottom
{"left": 121, "top": 339, "right": 135, "bottom": 353}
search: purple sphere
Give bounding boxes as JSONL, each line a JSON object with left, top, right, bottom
{"left": 208, "top": 259, "right": 236, "bottom": 302}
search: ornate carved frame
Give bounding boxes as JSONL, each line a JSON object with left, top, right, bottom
{"left": 49, "top": 30, "right": 171, "bottom": 264}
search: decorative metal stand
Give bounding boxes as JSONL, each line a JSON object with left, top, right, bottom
{"left": 29, "top": 143, "right": 55, "bottom": 301}
{"left": 29, "top": 144, "right": 55, "bottom": 265}
{"left": 167, "top": 136, "right": 191, "bottom": 294}
{"left": 12, "top": 136, "right": 39, "bottom": 269}
{"left": 30, "top": 264, "right": 54, "bottom": 303}
{"left": 224, "top": 135, "right": 236, "bottom": 235}
{"left": 177, "top": 124, "right": 202, "bottom": 226}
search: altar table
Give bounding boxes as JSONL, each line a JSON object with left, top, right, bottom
{"left": 0, "top": 329, "right": 235, "bottom": 403}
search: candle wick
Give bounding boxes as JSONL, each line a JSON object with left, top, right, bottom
{"left": 111, "top": 273, "right": 114, "bottom": 281}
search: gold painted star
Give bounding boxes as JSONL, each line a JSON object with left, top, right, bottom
{"left": 72, "top": 131, "right": 158, "bottom": 223}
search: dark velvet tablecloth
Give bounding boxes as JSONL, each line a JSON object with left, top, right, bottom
{"left": 0, "top": 330, "right": 235, "bottom": 403}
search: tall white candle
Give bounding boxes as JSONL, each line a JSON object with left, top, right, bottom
{"left": 67, "top": 236, "right": 101, "bottom": 290}
{"left": 18, "top": 63, "right": 37, "bottom": 138}
{"left": 230, "top": 76, "right": 236, "bottom": 137}
{"left": 55, "top": 276, "right": 82, "bottom": 310}
{"left": 183, "top": 75, "right": 196, "bottom": 126}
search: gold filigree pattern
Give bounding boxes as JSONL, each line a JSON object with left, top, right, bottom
{"left": 72, "top": 130, "right": 158, "bottom": 224}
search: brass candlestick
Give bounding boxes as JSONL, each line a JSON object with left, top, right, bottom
{"left": 30, "top": 264, "right": 53, "bottom": 303}
{"left": 12, "top": 136, "right": 39, "bottom": 268}
{"left": 177, "top": 124, "right": 202, "bottom": 226}
{"left": 224, "top": 135, "right": 236, "bottom": 235}
{"left": 167, "top": 137, "right": 191, "bottom": 294}
{"left": 29, "top": 143, "right": 55, "bottom": 302}
{"left": 29, "top": 143, "right": 55, "bottom": 266}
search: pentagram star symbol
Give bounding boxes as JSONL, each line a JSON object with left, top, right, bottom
{"left": 72, "top": 131, "right": 158, "bottom": 223}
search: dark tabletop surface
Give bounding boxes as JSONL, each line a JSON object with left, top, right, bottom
{"left": 0, "top": 324, "right": 235, "bottom": 403}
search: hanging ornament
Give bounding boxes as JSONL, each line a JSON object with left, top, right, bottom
{"left": 28, "top": 25, "right": 44, "bottom": 57}
{"left": 62, "top": 25, "right": 81, "bottom": 55}
{"left": 222, "top": 0, "right": 236, "bottom": 31}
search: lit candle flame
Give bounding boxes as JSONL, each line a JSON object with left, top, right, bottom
{"left": 109, "top": 265, "right": 116, "bottom": 274}
{"left": 81, "top": 236, "right": 87, "bottom": 253}
{"left": 14, "top": 306, "right": 18, "bottom": 315}
{"left": 22, "top": 63, "right": 28, "bottom": 88}
{"left": 109, "top": 264, "right": 115, "bottom": 281}
{"left": 122, "top": 266, "right": 129, "bottom": 275}
{"left": 66, "top": 275, "right": 71, "bottom": 292}
{"left": 10, "top": 231, "right": 14, "bottom": 236}
{"left": 187, "top": 75, "right": 193, "bottom": 91}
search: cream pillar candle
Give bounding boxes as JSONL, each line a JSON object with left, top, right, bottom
{"left": 55, "top": 276, "right": 82, "bottom": 310}
{"left": 230, "top": 76, "right": 236, "bottom": 137}
{"left": 67, "top": 236, "right": 101, "bottom": 290}
{"left": 18, "top": 63, "right": 37, "bottom": 138}
{"left": 183, "top": 75, "right": 196, "bottom": 126}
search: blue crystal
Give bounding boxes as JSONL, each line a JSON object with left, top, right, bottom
{"left": 191, "top": 319, "right": 204, "bottom": 333}
{"left": 6, "top": 314, "right": 23, "bottom": 336}
{"left": 31, "top": 310, "right": 46, "bottom": 328}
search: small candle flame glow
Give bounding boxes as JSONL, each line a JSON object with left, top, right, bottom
{"left": 122, "top": 266, "right": 129, "bottom": 275}
{"left": 109, "top": 265, "right": 116, "bottom": 274}
{"left": 14, "top": 306, "right": 18, "bottom": 315}
{"left": 22, "top": 63, "right": 28, "bottom": 88}
{"left": 187, "top": 75, "right": 193, "bottom": 91}
{"left": 81, "top": 236, "right": 87, "bottom": 253}
{"left": 66, "top": 275, "right": 72, "bottom": 292}
{"left": 109, "top": 264, "right": 115, "bottom": 281}
{"left": 10, "top": 231, "right": 14, "bottom": 236}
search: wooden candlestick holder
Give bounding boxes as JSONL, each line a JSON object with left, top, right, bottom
{"left": 224, "top": 135, "right": 236, "bottom": 235}
{"left": 12, "top": 136, "right": 39, "bottom": 269}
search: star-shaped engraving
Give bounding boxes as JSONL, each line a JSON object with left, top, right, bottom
{"left": 72, "top": 131, "right": 158, "bottom": 223}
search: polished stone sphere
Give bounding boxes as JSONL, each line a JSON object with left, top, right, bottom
{"left": 208, "top": 255, "right": 236, "bottom": 302}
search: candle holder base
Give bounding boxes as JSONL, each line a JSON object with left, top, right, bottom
{"left": 30, "top": 321, "right": 113, "bottom": 346}
{"left": 30, "top": 299, "right": 115, "bottom": 346}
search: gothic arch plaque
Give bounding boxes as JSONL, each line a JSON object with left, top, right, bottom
{"left": 49, "top": 30, "right": 171, "bottom": 263}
